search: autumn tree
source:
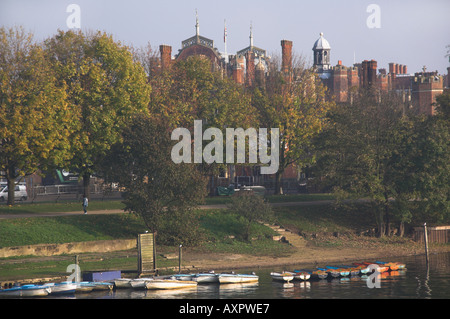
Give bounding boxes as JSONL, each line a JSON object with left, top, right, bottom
{"left": 149, "top": 55, "right": 258, "bottom": 190}
{"left": 149, "top": 55, "right": 256, "bottom": 130}
{"left": 0, "top": 27, "right": 75, "bottom": 205}
{"left": 43, "top": 30, "right": 151, "bottom": 198}
{"left": 251, "top": 54, "right": 333, "bottom": 194}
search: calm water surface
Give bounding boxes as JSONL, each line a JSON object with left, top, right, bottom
{"left": 73, "top": 252, "right": 450, "bottom": 299}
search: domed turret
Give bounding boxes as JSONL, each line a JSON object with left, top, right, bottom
{"left": 313, "top": 32, "right": 331, "bottom": 72}
{"left": 313, "top": 32, "right": 331, "bottom": 50}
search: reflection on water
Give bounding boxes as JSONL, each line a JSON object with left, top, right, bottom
{"left": 34, "top": 252, "right": 450, "bottom": 299}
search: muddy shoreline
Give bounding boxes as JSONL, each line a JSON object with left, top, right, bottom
{"left": 162, "top": 241, "right": 450, "bottom": 274}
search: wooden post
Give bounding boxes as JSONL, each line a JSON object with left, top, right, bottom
{"left": 179, "top": 244, "right": 183, "bottom": 274}
{"left": 75, "top": 255, "right": 80, "bottom": 282}
{"left": 424, "top": 223, "right": 429, "bottom": 264}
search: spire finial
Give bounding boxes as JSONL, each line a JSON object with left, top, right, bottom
{"left": 195, "top": 9, "right": 199, "bottom": 36}
{"left": 250, "top": 22, "right": 254, "bottom": 47}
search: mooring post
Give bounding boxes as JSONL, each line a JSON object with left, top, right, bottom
{"left": 179, "top": 244, "right": 183, "bottom": 274}
{"left": 75, "top": 254, "right": 80, "bottom": 282}
{"left": 423, "top": 223, "right": 429, "bottom": 265}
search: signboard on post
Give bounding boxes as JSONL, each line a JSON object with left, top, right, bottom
{"left": 137, "top": 233, "right": 156, "bottom": 275}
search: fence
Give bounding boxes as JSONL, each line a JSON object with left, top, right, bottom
{"left": 413, "top": 226, "right": 450, "bottom": 244}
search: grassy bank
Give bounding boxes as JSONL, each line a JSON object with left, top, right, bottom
{"left": 0, "top": 208, "right": 292, "bottom": 281}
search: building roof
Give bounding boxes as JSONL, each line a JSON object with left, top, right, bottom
{"left": 313, "top": 32, "right": 331, "bottom": 50}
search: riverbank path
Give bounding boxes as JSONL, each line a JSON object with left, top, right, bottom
{"left": 0, "top": 200, "right": 336, "bottom": 220}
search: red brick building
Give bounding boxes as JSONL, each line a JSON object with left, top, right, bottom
{"left": 312, "top": 33, "right": 445, "bottom": 114}
{"left": 154, "top": 18, "right": 447, "bottom": 193}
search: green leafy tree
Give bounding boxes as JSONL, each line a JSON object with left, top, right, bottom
{"left": 101, "top": 115, "right": 208, "bottom": 246}
{"left": 227, "top": 190, "right": 273, "bottom": 241}
{"left": 44, "top": 30, "right": 151, "bottom": 198}
{"left": 435, "top": 88, "right": 450, "bottom": 119}
{"left": 0, "top": 27, "right": 75, "bottom": 204}
{"left": 315, "top": 90, "right": 410, "bottom": 236}
{"left": 315, "top": 89, "right": 449, "bottom": 236}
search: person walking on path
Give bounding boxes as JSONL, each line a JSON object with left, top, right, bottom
{"left": 82, "top": 196, "right": 88, "bottom": 214}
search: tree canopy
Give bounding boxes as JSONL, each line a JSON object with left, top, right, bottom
{"left": 0, "top": 26, "right": 75, "bottom": 204}
{"left": 314, "top": 89, "right": 449, "bottom": 235}
{"left": 252, "top": 56, "right": 334, "bottom": 194}
{"left": 43, "top": 30, "right": 151, "bottom": 197}
{"left": 101, "top": 115, "right": 207, "bottom": 245}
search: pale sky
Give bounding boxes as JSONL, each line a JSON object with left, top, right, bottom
{"left": 1, "top": 0, "right": 449, "bottom": 75}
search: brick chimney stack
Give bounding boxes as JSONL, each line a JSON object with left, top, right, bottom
{"left": 232, "top": 56, "right": 244, "bottom": 84}
{"left": 159, "top": 45, "right": 172, "bottom": 71}
{"left": 281, "top": 40, "right": 293, "bottom": 81}
{"left": 245, "top": 51, "right": 255, "bottom": 87}
{"left": 389, "top": 63, "right": 395, "bottom": 75}
{"left": 369, "top": 60, "right": 377, "bottom": 86}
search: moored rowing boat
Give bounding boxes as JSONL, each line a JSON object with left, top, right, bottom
{"left": 217, "top": 273, "right": 259, "bottom": 284}
{"left": 75, "top": 281, "right": 96, "bottom": 293}
{"left": 130, "top": 278, "right": 154, "bottom": 289}
{"left": 270, "top": 272, "right": 294, "bottom": 283}
{"left": 91, "top": 281, "right": 114, "bottom": 291}
{"left": 334, "top": 265, "right": 362, "bottom": 276}
{"left": 114, "top": 278, "right": 132, "bottom": 289}
{"left": 375, "top": 261, "right": 406, "bottom": 271}
{"left": 0, "top": 284, "right": 51, "bottom": 297}
{"left": 172, "top": 274, "right": 195, "bottom": 281}
{"left": 285, "top": 271, "right": 311, "bottom": 281}
{"left": 144, "top": 279, "right": 197, "bottom": 290}
{"left": 325, "top": 266, "right": 350, "bottom": 277}
{"left": 354, "top": 262, "right": 389, "bottom": 273}
{"left": 45, "top": 282, "right": 77, "bottom": 295}
{"left": 317, "top": 267, "right": 340, "bottom": 278}
{"left": 295, "top": 269, "right": 328, "bottom": 280}
{"left": 193, "top": 273, "right": 219, "bottom": 283}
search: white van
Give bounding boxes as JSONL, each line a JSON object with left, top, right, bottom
{"left": 0, "top": 185, "right": 28, "bottom": 202}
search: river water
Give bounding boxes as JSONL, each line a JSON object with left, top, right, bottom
{"left": 71, "top": 252, "right": 450, "bottom": 300}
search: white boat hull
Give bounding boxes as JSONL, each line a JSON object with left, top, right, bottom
{"left": 130, "top": 278, "right": 154, "bottom": 289}
{"left": 75, "top": 282, "right": 95, "bottom": 293}
{"left": 286, "top": 271, "right": 311, "bottom": 281}
{"left": 114, "top": 278, "right": 132, "bottom": 288}
{"left": 218, "top": 274, "right": 259, "bottom": 284}
{"left": 46, "top": 282, "right": 77, "bottom": 295}
{"left": 193, "top": 274, "right": 219, "bottom": 283}
{"left": 144, "top": 279, "right": 197, "bottom": 290}
{"left": 0, "top": 285, "right": 51, "bottom": 297}
{"left": 172, "top": 274, "right": 194, "bottom": 281}
{"left": 91, "top": 282, "right": 114, "bottom": 290}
